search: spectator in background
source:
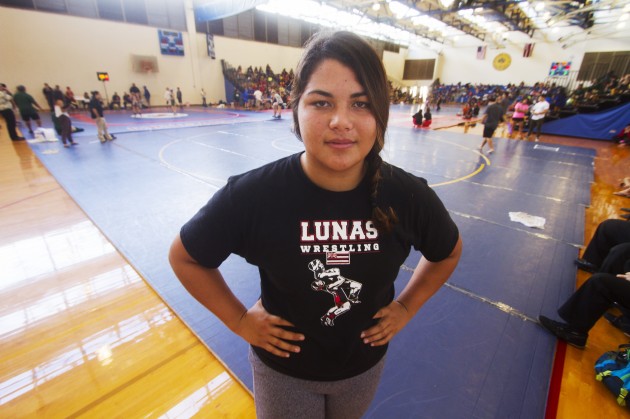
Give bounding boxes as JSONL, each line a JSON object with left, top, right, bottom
{"left": 422, "top": 107, "right": 432, "bottom": 128}
{"left": 539, "top": 218, "right": 630, "bottom": 348}
{"left": 82, "top": 92, "right": 90, "bottom": 109}
{"left": 511, "top": 97, "right": 529, "bottom": 140}
{"left": 176, "top": 87, "right": 183, "bottom": 109}
{"left": 412, "top": 109, "right": 423, "bottom": 128}
{"left": 254, "top": 89, "right": 263, "bottom": 110}
{"left": 110, "top": 92, "right": 121, "bottom": 110}
{"left": 53, "top": 85, "right": 64, "bottom": 105}
{"left": 54, "top": 98, "right": 76, "bottom": 148}
{"left": 143, "top": 86, "right": 151, "bottom": 108}
{"left": 539, "top": 271, "right": 630, "bottom": 348}
{"left": 0, "top": 83, "right": 24, "bottom": 141}
{"left": 479, "top": 95, "right": 503, "bottom": 154}
{"left": 527, "top": 95, "right": 550, "bottom": 142}
{"left": 123, "top": 93, "right": 132, "bottom": 109}
{"left": 130, "top": 83, "right": 141, "bottom": 98}
{"left": 13, "top": 85, "right": 43, "bottom": 136}
{"left": 88, "top": 91, "right": 116, "bottom": 143}
{"left": 271, "top": 89, "right": 283, "bottom": 119}
{"left": 65, "top": 86, "right": 78, "bottom": 109}
{"left": 42, "top": 83, "right": 54, "bottom": 110}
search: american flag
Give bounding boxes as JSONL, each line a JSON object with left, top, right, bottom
{"left": 326, "top": 252, "right": 350, "bottom": 265}
{"left": 476, "top": 46, "right": 486, "bottom": 60}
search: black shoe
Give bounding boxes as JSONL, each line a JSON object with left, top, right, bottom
{"left": 539, "top": 315, "right": 587, "bottom": 349}
{"left": 621, "top": 208, "right": 630, "bottom": 212}
{"left": 574, "top": 258, "right": 597, "bottom": 273}
{"left": 604, "top": 312, "right": 630, "bottom": 336}
{"left": 621, "top": 213, "right": 630, "bottom": 220}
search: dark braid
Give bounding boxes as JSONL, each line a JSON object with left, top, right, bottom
{"left": 367, "top": 149, "right": 398, "bottom": 234}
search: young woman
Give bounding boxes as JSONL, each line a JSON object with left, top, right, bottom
{"left": 169, "top": 31, "right": 462, "bottom": 418}
{"left": 510, "top": 97, "right": 529, "bottom": 139}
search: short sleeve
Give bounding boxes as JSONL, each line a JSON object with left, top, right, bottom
{"left": 180, "top": 182, "right": 243, "bottom": 268}
{"left": 411, "top": 185, "right": 459, "bottom": 262}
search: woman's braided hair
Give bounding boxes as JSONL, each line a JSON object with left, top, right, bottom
{"left": 290, "top": 31, "right": 398, "bottom": 233}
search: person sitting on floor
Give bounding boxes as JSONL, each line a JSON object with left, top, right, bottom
{"left": 422, "top": 108, "right": 432, "bottom": 128}
{"left": 412, "top": 110, "right": 423, "bottom": 128}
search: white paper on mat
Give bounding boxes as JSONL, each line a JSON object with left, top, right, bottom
{"left": 509, "top": 212, "right": 546, "bottom": 229}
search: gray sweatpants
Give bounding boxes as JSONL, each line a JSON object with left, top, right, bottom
{"left": 249, "top": 348, "right": 385, "bottom": 419}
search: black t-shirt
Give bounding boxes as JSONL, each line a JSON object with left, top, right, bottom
{"left": 88, "top": 98, "right": 104, "bottom": 118}
{"left": 180, "top": 153, "right": 459, "bottom": 381}
{"left": 483, "top": 102, "right": 504, "bottom": 128}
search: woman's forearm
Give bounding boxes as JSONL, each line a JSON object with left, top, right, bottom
{"left": 397, "top": 236, "right": 463, "bottom": 317}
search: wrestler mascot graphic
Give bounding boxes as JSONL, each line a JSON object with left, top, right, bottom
{"left": 309, "top": 259, "right": 363, "bottom": 326}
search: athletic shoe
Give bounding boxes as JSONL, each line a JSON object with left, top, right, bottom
{"left": 538, "top": 315, "right": 587, "bottom": 349}
{"left": 574, "top": 258, "right": 597, "bottom": 273}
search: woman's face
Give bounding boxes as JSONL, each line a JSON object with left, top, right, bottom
{"left": 297, "top": 59, "right": 377, "bottom": 190}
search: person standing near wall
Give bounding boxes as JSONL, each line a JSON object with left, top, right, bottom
{"left": 13, "top": 85, "right": 43, "bottom": 136}
{"left": 0, "top": 83, "right": 24, "bottom": 141}
{"left": 201, "top": 89, "right": 207, "bottom": 107}
{"left": 42, "top": 83, "right": 54, "bottom": 110}
{"left": 88, "top": 91, "right": 115, "bottom": 143}
{"left": 176, "top": 87, "right": 183, "bottom": 109}
{"left": 143, "top": 86, "right": 151, "bottom": 108}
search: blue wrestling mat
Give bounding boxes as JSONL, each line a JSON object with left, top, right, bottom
{"left": 26, "top": 105, "right": 594, "bottom": 418}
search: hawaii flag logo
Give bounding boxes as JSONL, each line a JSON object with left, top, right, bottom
{"left": 326, "top": 252, "right": 351, "bottom": 265}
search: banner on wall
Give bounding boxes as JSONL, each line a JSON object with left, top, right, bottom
{"left": 158, "top": 30, "right": 184, "bottom": 56}
{"left": 549, "top": 61, "right": 571, "bottom": 76}
{"left": 207, "top": 33, "right": 216, "bottom": 59}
